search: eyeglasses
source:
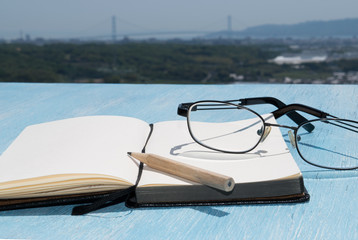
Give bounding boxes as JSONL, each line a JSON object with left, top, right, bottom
{"left": 177, "top": 97, "right": 358, "bottom": 170}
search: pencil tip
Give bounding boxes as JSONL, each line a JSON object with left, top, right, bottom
{"left": 127, "top": 152, "right": 132, "bottom": 155}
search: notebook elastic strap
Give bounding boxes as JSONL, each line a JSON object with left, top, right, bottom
{"left": 71, "top": 124, "right": 154, "bottom": 215}
{"left": 71, "top": 163, "right": 143, "bottom": 215}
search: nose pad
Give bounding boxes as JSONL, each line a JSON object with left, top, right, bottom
{"left": 288, "top": 130, "right": 296, "bottom": 148}
{"left": 259, "top": 126, "right": 271, "bottom": 142}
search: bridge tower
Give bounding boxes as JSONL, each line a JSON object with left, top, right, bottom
{"left": 112, "top": 15, "right": 117, "bottom": 42}
{"left": 228, "top": 15, "right": 232, "bottom": 32}
{"left": 227, "top": 15, "right": 232, "bottom": 38}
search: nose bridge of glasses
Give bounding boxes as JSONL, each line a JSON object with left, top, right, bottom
{"left": 264, "top": 122, "right": 299, "bottom": 148}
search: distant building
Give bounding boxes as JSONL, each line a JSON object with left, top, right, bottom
{"left": 271, "top": 53, "right": 327, "bottom": 65}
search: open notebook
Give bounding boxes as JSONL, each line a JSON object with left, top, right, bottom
{"left": 0, "top": 114, "right": 309, "bottom": 212}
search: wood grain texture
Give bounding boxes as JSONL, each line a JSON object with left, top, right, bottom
{"left": 0, "top": 83, "right": 357, "bottom": 240}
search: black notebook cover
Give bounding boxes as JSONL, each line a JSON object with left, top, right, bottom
{"left": 0, "top": 188, "right": 310, "bottom": 213}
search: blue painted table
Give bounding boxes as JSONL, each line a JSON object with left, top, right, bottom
{"left": 0, "top": 83, "right": 357, "bottom": 239}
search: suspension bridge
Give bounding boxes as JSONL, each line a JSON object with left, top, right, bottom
{"left": 70, "top": 15, "right": 233, "bottom": 41}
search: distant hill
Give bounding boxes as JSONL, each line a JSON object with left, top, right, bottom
{"left": 208, "top": 18, "right": 358, "bottom": 38}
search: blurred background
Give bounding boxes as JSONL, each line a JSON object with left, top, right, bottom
{"left": 1, "top": 0, "right": 358, "bottom": 84}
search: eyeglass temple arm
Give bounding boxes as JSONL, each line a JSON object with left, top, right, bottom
{"left": 327, "top": 120, "right": 358, "bottom": 133}
{"left": 238, "top": 97, "right": 319, "bottom": 132}
{"left": 177, "top": 97, "right": 331, "bottom": 132}
{"left": 272, "top": 103, "right": 330, "bottom": 119}
{"left": 177, "top": 97, "right": 291, "bottom": 117}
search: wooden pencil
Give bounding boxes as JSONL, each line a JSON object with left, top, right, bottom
{"left": 128, "top": 152, "right": 235, "bottom": 192}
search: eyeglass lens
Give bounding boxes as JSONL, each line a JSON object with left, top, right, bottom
{"left": 296, "top": 119, "right": 358, "bottom": 169}
{"left": 188, "top": 102, "right": 264, "bottom": 153}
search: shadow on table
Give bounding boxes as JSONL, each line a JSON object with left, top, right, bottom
{"left": 0, "top": 202, "right": 129, "bottom": 217}
{"left": 130, "top": 205, "right": 230, "bottom": 218}
{"left": 0, "top": 202, "right": 230, "bottom": 217}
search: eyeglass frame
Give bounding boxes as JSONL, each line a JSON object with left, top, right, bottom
{"left": 177, "top": 97, "right": 358, "bottom": 170}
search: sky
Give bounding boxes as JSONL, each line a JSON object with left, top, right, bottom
{"left": 1, "top": 0, "right": 358, "bottom": 40}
